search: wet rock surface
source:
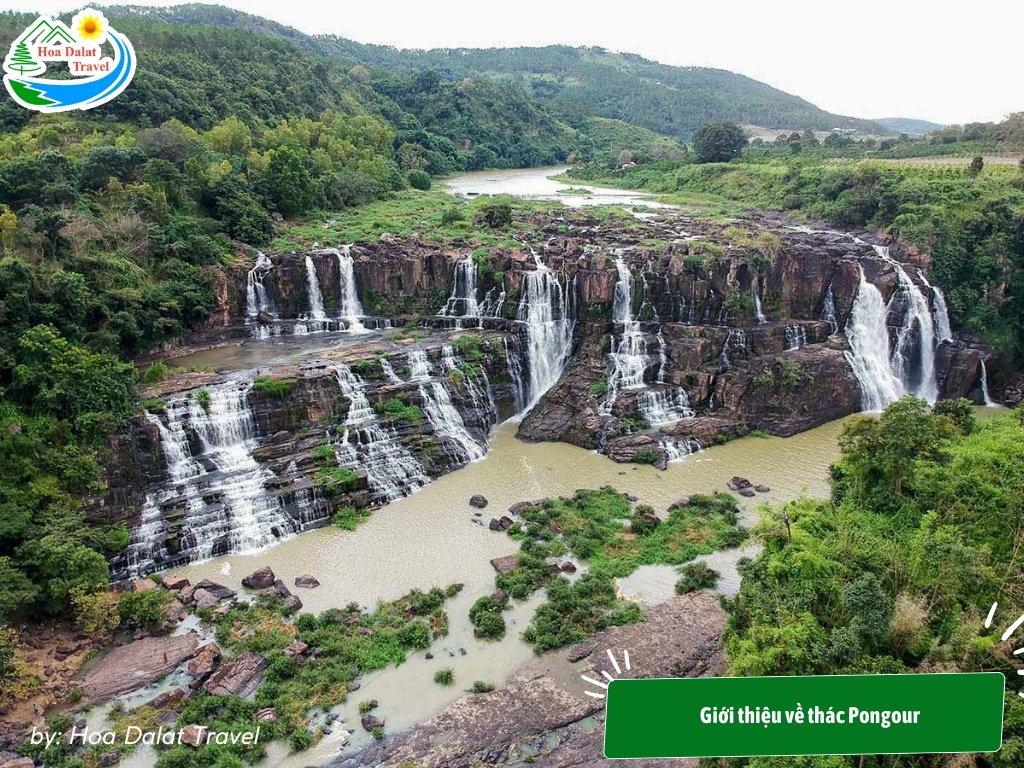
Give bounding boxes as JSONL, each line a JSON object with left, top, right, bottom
{"left": 202, "top": 651, "right": 267, "bottom": 697}
{"left": 80, "top": 634, "right": 200, "bottom": 703}
{"left": 333, "top": 591, "right": 725, "bottom": 768}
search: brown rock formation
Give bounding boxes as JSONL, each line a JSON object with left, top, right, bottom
{"left": 80, "top": 634, "right": 200, "bottom": 703}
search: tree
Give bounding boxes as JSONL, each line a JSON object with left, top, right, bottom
{"left": 406, "top": 169, "right": 432, "bottom": 190}
{"left": 968, "top": 155, "right": 984, "bottom": 177}
{"left": 692, "top": 121, "right": 747, "bottom": 163}
{"left": 265, "top": 146, "right": 315, "bottom": 217}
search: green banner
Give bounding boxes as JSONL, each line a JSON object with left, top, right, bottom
{"left": 604, "top": 673, "right": 1005, "bottom": 758}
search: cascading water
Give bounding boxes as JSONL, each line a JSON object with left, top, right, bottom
{"left": 980, "top": 360, "right": 997, "bottom": 407}
{"left": 638, "top": 388, "right": 694, "bottom": 425}
{"left": 876, "top": 246, "right": 938, "bottom": 403}
{"left": 752, "top": 277, "right": 767, "bottom": 324}
{"left": 785, "top": 325, "right": 807, "bottom": 350}
{"left": 516, "top": 251, "right": 574, "bottom": 412}
{"left": 294, "top": 255, "right": 328, "bottom": 335}
{"left": 331, "top": 364, "right": 429, "bottom": 501}
{"left": 439, "top": 256, "right": 481, "bottom": 319}
{"left": 380, "top": 357, "right": 403, "bottom": 385}
{"left": 601, "top": 256, "right": 649, "bottom": 413}
{"left": 918, "top": 270, "right": 953, "bottom": 342}
{"left": 245, "top": 253, "right": 280, "bottom": 340}
{"left": 844, "top": 266, "right": 906, "bottom": 412}
{"left": 663, "top": 437, "right": 704, "bottom": 462}
{"left": 408, "top": 349, "right": 433, "bottom": 382}
{"left": 419, "top": 380, "right": 487, "bottom": 464}
{"left": 719, "top": 330, "right": 747, "bottom": 367}
{"left": 821, "top": 282, "right": 838, "bottom": 333}
{"left": 504, "top": 336, "right": 527, "bottom": 417}
{"left": 119, "top": 382, "right": 327, "bottom": 577}
{"left": 333, "top": 246, "right": 366, "bottom": 332}
{"left": 441, "top": 345, "right": 498, "bottom": 428}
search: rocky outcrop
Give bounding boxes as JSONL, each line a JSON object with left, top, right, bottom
{"left": 203, "top": 651, "right": 267, "bottom": 697}
{"left": 334, "top": 591, "right": 726, "bottom": 768}
{"left": 79, "top": 634, "right": 200, "bottom": 703}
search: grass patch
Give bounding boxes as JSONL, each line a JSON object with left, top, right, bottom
{"left": 252, "top": 375, "right": 296, "bottom": 398}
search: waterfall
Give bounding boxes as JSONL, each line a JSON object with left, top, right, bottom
{"left": 918, "top": 270, "right": 953, "bottom": 342}
{"left": 439, "top": 256, "right": 481, "bottom": 319}
{"left": 600, "top": 256, "right": 648, "bottom": 415}
{"left": 408, "top": 349, "right": 433, "bottom": 382}
{"left": 877, "top": 247, "right": 937, "bottom": 403}
{"left": 331, "top": 365, "right": 429, "bottom": 501}
{"left": 294, "top": 255, "right": 328, "bottom": 335}
{"left": 663, "top": 437, "right": 704, "bottom": 462}
{"left": 785, "top": 325, "right": 807, "bottom": 350}
{"left": 119, "top": 382, "right": 327, "bottom": 576}
{"left": 120, "top": 494, "right": 169, "bottom": 576}
{"left": 479, "top": 285, "right": 506, "bottom": 319}
{"left": 821, "top": 282, "right": 838, "bottom": 333}
{"left": 245, "top": 253, "right": 279, "bottom": 339}
{"left": 504, "top": 336, "right": 527, "bottom": 417}
{"left": 752, "top": 277, "right": 767, "bottom": 324}
{"left": 844, "top": 267, "right": 906, "bottom": 412}
{"left": 980, "top": 360, "right": 997, "bottom": 407}
{"left": 516, "top": 253, "right": 574, "bottom": 411}
{"left": 719, "top": 330, "right": 747, "bottom": 367}
{"left": 333, "top": 246, "right": 366, "bottom": 332}
{"left": 442, "top": 345, "right": 498, "bottom": 427}
{"left": 380, "top": 357, "right": 403, "bottom": 385}
{"left": 419, "top": 381, "right": 487, "bottom": 463}
{"left": 638, "top": 388, "right": 694, "bottom": 425}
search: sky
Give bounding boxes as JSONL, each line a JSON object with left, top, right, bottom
{"left": 2, "top": 0, "right": 1020, "bottom": 125}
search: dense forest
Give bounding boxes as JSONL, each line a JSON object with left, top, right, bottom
{"left": 719, "top": 398, "right": 1024, "bottom": 768}
{"left": 105, "top": 4, "right": 887, "bottom": 139}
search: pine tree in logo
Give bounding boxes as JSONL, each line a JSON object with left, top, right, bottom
{"left": 6, "top": 39, "right": 43, "bottom": 76}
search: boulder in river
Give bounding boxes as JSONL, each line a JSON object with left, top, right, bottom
{"left": 727, "top": 476, "right": 752, "bottom": 491}
{"left": 469, "top": 494, "right": 489, "bottom": 509}
{"left": 738, "top": 488, "right": 756, "bottom": 497}
{"left": 191, "top": 589, "right": 220, "bottom": 609}
{"left": 294, "top": 575, "right": 320, "bottom": 589}
{"left": 361, "top": 714, "right": 385, "bottom": 731}
{"left": 241, "top": 567, "right": 276, "bottom": 590}
{"left": 193, "top": 580, "right": 236, "bottom": 600}
{"left": 80, "top": 633, "right": 200, "bottom": 702}
{"left": 282, "top": 594, "right": 303, "bottom": 614}
{"left": 203, "top": 651, "right": 267, "bottom": 697}
{"left": 489, "top": 555, "right": 517, "bottom": 574}
{"left": 754, "top": 484, "right": 771, "bottom": 493}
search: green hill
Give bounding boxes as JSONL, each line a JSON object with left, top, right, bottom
{"left": 102, "top": 4, "right": 890, "bottom": 139}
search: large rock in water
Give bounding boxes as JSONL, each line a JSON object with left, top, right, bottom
{"left": 203, "top": 651, "right": 267, "bottom": 697}
{"left": 80, "top": 634, "right": 200, "bottom": 702}
{"left": 241, "top": 566, "right": 276, "bottom": 590}
{"left": 468, "top": 494, "right": 488, "bottom": 509}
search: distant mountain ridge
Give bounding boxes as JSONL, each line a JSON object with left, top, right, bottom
{"left": 103, "top": 4, "right": 895, "bottom": 139}
{"left": 875, "top": 117, "right": 947, "bottom": 136}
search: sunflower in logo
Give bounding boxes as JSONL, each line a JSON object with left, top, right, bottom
{"left": 72, "top": 10, "right": 108, "bottom": 44}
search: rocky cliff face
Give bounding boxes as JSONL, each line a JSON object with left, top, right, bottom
{"left": 104, "top": 207, "right": 998, "bottom": 573}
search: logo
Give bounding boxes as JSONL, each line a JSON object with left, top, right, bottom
{"left": 3, "top": 9, "right": 135, "bottom": 112}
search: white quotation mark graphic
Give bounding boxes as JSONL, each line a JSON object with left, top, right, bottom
{"left": 985, "top": 602, "right": 1024, "bottom": 698}
{"left": 580, "top": 649, "right": 631, "bottom": 700}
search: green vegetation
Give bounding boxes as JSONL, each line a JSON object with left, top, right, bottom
{"left": 251, "top": 375, "right": 295, "bottom": 398}
{"left": 675, "top": 563, "right": 720, "bottom": 594}
{"left": 331, "top": 505, "right": 371, "bottom": 531}
{"left": 693, "top": 121, "right": 747, "bottom": 163}
{"left": 469, "top": 680, "right": 495, "bottom": 693}
{"left": 315, "top": 467, "right": 360, "bottom": 500}
{"left": 632, "top": 449, "right": 662, "bottom": 465}
{"left": 468, "top": 595, "right": 507, "bottom": 640}
{"left": 433, "top": 667, "right": 454, "bottom": 686}
{"left": 724, "top": 399, "right": 1024, "bottom": 766}
{"left": 379, "top": 396, "right": 422, "bottom": 426}
{"left": 118, "top": 589, "right": 173, "bottom": 626}
{"left": 485, "top": 490, "right": 745, "bottom": 652}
